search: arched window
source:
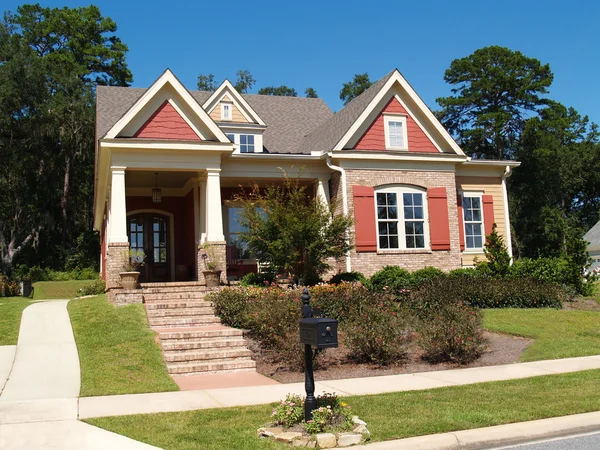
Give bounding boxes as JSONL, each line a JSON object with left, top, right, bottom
{"left": 375, "top": 186, "right": 429, "bottom": 250}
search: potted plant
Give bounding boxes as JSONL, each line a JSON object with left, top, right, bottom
{"left": 119, "top": 249, "right": 145, "bottom": 290}
{"left": 200, "top": 243, "right": 222, "bottom": 289}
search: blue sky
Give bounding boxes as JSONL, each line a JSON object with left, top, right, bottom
{"left": 5, "top": 0, "right": 600, "bottom": 123}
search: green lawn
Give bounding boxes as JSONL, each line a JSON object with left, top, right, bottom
{"left": 68, "top": 295, "right": 179, "bottom": 396}
{"left": 484, "top": 308, "right": 600, "bottom": 361}
{"left": 0, "top": 297, "right": 33, "bottom": 345}
{"left": 87, "top": 369, "right": 600, "bottom": 450}
{"left": 33, "top": 280, "right": 92, "bottom": 299}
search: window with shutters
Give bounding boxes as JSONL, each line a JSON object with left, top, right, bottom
{"left": 240, "top": 134, "right": 255, "bottom": 153}
{"left": 375, "top": 186, "right": 428, "bottom": 250}
{"left": 462, "top": 194, "right": 484, "bottom": 250}
{"left": 384, "top": 115, "right": 408, "bottom": 150}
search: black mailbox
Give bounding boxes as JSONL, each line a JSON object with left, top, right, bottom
{"left": 299, "top": 317, "right": 338, "bottom": 349}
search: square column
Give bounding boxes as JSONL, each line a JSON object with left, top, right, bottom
{"left": 108, "top": 166, "right": 128, "bottom": 243}
{"left": 204, "top": 168, "right": 225, "bottom": 242}
{"left": 316, "top": 176, "right": 331, "bottom": 208}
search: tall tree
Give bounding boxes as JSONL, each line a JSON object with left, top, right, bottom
{"left": 234, "top": 69, "right": 255, "bottom": 93}
{"left": 258, "top": 85, "right": 297, "bottom": 96}
{"left": 197, "top": 73, "right": 218, "bottom": 92}
{"left": 339, "top": 73, "right": 372, "bottom": 105}
{"left": 436, "top": 46, "right": 553, "bottom": 160}
{"left": 305, "top": 87, "right": 318, "bottom": 98}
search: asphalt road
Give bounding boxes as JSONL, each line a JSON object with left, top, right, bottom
{"left": 497, "top": 432, "right": 600, "bottom": 449}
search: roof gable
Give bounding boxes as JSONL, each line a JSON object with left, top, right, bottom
{"left": 103, "top": 69, "right": 229, "bottom": 143}
{"left": 202, "top": 80, "right": 266, "bottom": 126}
{"left": 135, "top": 100, "right": 201, "bottom": 140}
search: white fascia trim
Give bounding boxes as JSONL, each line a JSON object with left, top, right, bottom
{"left": 333, "top": 70, "right": 465, "bottom": 156}
{"left": 228, "top": 153, "right": 322, "bottom": 161}
{"left": 104, "top": 69, "right": 230, "bottom": 143}
{"left": 464, "top": 160, "right": 522, "bottom": 167}
{"left": 202, "top": 79, "right": 266, "bottom": 126}
{"left": 389, "top": 94, "right": 443, "bottom": 153}
{"left": 100, "top": 138, "right": 234, "bottom": 152}
{"left": 167, "top": 98, "right": 207, "bottom": 140}
{"left": 217, "top": 122, "right": 267, "bottom": 131}
{"left": 331, "top": 151, "right": 467, "bottom": 163}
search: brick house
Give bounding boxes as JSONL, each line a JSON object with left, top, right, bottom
{"left": 94, "top": 68, "right": 519, "bottom": 296}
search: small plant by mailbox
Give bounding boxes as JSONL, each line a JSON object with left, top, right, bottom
{"left": 299, "top": 317, "right": 338, "bottom": 349}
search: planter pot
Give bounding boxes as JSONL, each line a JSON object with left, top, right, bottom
{"left": 119, "top": 271, "right": 140, "bottom": 290}
{"left": 203, "top": 270, "right": 222, "bottom": 289}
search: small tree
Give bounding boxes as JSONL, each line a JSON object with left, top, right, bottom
{"left": 234, "top": 176, "right": 352, "bottom": 285}
{"left": 479, "top": 224, "right": 511, "bottom": 278}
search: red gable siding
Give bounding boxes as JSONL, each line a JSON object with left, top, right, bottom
{"left": 134, "top": 101, "right": 201, "bottom": 140}
{"left": 354, "top": 97, "right": 437, "bottom": 153}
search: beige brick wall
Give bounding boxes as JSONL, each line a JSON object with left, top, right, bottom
{"left": 106, "top": 242, "right": 130, "bottom": 290}
{"left": 344, "top": 169, "right": 462, "bottom": 277}
{"left": 197, "top": 241, "right": 227, "bottom": 284}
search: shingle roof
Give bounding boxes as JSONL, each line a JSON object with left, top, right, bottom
{"left": 299, "top": 70, "right": 396, "bottom": 153}
{"left": 584, "top": 221, "right": 600, "bottom": 249}
{"left": 96, "top": 85, "right": 333, "bottom": 154}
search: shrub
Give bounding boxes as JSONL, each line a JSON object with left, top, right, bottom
{"left": 271, "top": 394, "right": 304, "bottom": 428}
{"left": 210, "top": 287, "right": 251, "bottom": 328}
{"left": 239, "top": 271, "right": 276, "bottom": 287}
{"left": 343, "top": 302, "right": 411, "bottom": 366}
{"left": 416, "top": 299, "right": 486, "bottom": 364}
{"left": 448, "top": 267, "right": 482, "bottom": 278}
{"left": 479, "top": 224, "right": 511, "bottom": 278}
{"left": 370, "top": 266, "right": 412, "bottom": 292}
{"left": 411, "top": 267, "right": 446, "bottom": 286}
{"left": 329, "top": 271, "right": 368, "bottom": 286}
{"left": 15, "top": 266, "right": 99, "bottom": 282}
{"left": 78, "top": 279, "right": 106, "bottom": 296}
{"left": 0, "top": 274, "right": 20, "bottom": 297}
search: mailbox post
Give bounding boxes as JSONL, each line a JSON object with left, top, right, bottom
{"left": 299, "top": 288, "right": 338, "bottom": 421}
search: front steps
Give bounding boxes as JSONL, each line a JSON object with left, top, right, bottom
{"left": 143, "top": 283, "right": 256, "bottom": 376}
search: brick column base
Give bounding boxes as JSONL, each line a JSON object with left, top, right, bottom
{"left": 106, "top": 242, "right": 130, "bottom": 303}
{"left": 198, "top": 241, "right": 227, "bottom": 284}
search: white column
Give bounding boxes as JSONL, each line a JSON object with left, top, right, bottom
{"left": 198, "top": 175, "right": 207, "bottom": 243}
{"left": 108, "top": 167, "right": 128, "bottom": 243}
{"left": 204, "top": 169, "right": 224, "bottom": 242}
{"left": 193, "top": 182, "right": 200, "bottom": 279}
{"left": 316, "top": 176, "right": 330, "bottom": 208}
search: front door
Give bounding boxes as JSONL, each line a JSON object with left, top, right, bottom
{"left": 127, "top": 213, "right": 170, "bottom": 282}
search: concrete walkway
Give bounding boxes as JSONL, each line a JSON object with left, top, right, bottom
{"left": 0, "top": 299, "right": 160, "bottom": 450}
{"left": 79, "top": 354, "right": 600, "bottom": 418}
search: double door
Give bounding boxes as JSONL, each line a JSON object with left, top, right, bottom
{"left": 127, "top": 213, "right": 170, "bottom": 282}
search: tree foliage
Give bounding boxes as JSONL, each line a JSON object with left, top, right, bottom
{"left": 234, "top": 69, "right": 255, "bottom": 93}
{"left": 257, "top": 85, "right": 297, "bottom": 97}
{"left": 234, "top": 176, "right": 353, "bottom": 285}
{"left": 339, "top": 73, "right": 372, "bottom": 105}
{"left": 437, "top": 46, "right": 553, "bottom": 160}
{"left": 305, "top": 87, "right": 318, "bottom": 98}
{"left": 197, "top": 73, "right": 218, "bottom": 92}
{"left": 0, "top": 4, "right": 130, "bottom": 271}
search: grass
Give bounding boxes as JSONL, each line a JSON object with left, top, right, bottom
{"left": 33, "top": 280, "right": 93, "bottom": 299}
{"left": 483, "top": 309, "right": 600, "bottom": 361}
{"left": 68, "top": 295, "right": 179, "bottom": 396}
{"left": 87, "top": 369, "right": 600, "bottom": 450}
{"left": 0, "top": 297, "right": 33, "bottom": 345}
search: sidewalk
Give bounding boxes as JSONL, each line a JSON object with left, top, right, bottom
{"left": 0, "top": 300, "right": 159, "bottom": 450}
{"left": 79, "top": 354, "right": 600, "bottom": 418}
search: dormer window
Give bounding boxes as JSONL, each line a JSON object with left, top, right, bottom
{"left": 384, "top": 115, "right": 408, "bottom": 150}
{"left": 240, "top": 134, "right": 255, "bottom": 153}
{"left": 221, "top": 102, "right": 232, "bottom": 121}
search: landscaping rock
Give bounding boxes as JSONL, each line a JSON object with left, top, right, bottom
{"left": 336, "top": 433, "right": 363, "bottom": 447}
{"left": 353, "top": 424, "right": 370, "bottom": 435}
{"left": 275, "top": 432, "right": 303, "bottom": 443}
{"left": 293, "top": 437, "right": 309, "bottom": 447}
{"left": 352, "top": 416, "right": 366, "bottom": 426}
{"left": 316, "top": 433, "right": 337, "bottom": 448}
{"left": 306, "top": 440, "right": 316, "bottom": 448}
{"left": 257, "top": 426, "right": 283, "bottom": 438}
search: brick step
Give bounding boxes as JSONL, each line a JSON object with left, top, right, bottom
{"left": 142, "top": 288, "right": 206, "bottom": 295}
{"left": 145, "top": 301, "right": 212, "bottom": 310}
{"left": 141, "top": 282, "right": 204, "bottom": 288}
{"left": 156, "top": 326, "right": 244, "bottom": 341}
{"left": 166, "top": 358, "right": 257, "bottom": 375}
{"left": 161, "top": 337, "right": 248, "bottom": 352}
{"left": 163, "top": 348, "right": 253, "bottom": 363}
{"left": 146, "top": 307, "right": 215, "bottom": 318}
{"left": 149, "top": 316, "right": 221, "bottom": 327}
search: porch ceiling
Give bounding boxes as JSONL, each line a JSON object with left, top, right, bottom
{"left": 126, "top": 170, "right": 197, "bottom": 188}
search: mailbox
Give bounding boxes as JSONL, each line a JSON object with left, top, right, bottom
{"left": 299, "top": 317, "right": 338, "bottom": 349}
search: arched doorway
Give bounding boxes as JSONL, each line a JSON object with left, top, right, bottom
{"left": 127, "top": 212, "right": 171, "bottom": 282}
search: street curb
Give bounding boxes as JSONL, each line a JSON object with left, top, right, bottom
{"left": 353, "top": 410, "right": 600, "bottom": 449}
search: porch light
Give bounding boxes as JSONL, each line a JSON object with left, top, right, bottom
{"left": 152, "top": 172, "right": 162, "bottom": 203}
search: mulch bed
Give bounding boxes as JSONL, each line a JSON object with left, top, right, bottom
{"left": 250, "top": 331, "right": 532, "bottom": 384}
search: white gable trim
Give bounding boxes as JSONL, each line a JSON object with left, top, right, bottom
{"left": 104, "top": 69, "right": 230, "bottom": 143}
{"left": 391, "top": 94, "right": 443, "bottom": 153}
{"left": 333, "top": 70, "right": 465, "bottom": 156}
{"left": 202, "top": 79, "right": 266, "bottom": 126}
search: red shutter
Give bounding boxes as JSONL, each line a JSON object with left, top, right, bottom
{"left": 457, "top": 195, "right": 465, "bottom": 251}
{"left": 427, "top": 187, "right": 451, "bottom": 251}
{"left": 353, "top": 186, "right": 377, "bottom": 252}
{"left": 482, "top": 195, "right": 495, "bottom": 236}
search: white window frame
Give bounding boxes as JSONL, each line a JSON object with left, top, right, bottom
{"left": 221, "top": 102, "right": 232, "bottom": 121}
{"left": 462, "top": 192, "right": 485, "bottom": 252}
{"left": 383, "top": 114, "right": 408, "bottom": 151}
{"left": 239, "top": 134, "right": 255, "bottom": 153}
{"left": 374, "top": 186, "right": 429, "bottom": 251}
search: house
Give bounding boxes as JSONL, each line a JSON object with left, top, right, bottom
{"left": 94, "top": 68, "right": 519, "bottom": 299}
{"left": 584, "top": 221, "right": 600, "bottom": 270}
